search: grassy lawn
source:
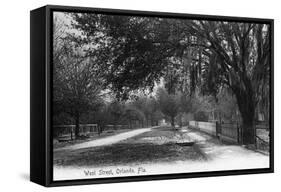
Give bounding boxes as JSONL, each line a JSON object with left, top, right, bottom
{"left": 54, "top": 126, "right": 207, "bottom": 167}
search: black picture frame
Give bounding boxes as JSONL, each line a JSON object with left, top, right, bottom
{"left": 30, "top": 4, "right": 274, "bottom": 187}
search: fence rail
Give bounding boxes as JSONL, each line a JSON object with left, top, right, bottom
{"left": 255, "top": 123, "right": 270, "bottom": 152}
{"left": 189, "top": 121, "right": 239, "bottom": 143}
{"left": 103, "top": 124, "right": 129, "bottom": 130}
{"left": 189, "top": 121, "right": 268, "bottom": 147}
{"left": 189, "top": 121, "right": 216, "bottom": 136}
{"left": 53, "top": 124, "right": 99, "bottom": 140}
{"left": 219, "top": 123, "right": 240, "bottom": 144}
{"left": 53, "top": 123, "right": 131, "bottom": 140}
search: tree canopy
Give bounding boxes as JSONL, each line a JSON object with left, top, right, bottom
{"left": 53, "top": 12, "right": 271, "bottom": 144}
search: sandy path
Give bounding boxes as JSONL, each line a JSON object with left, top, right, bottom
{"left": 186, "top": 129, "right": 269, "bottom": 163}
{"left": 55, "top": 126, "right": 160, "bottom": 151}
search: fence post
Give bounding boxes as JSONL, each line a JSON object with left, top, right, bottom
{"left": 98, "top": 125, "right": 101, "bottom": 135}
{"left": 236, "top": 122, "right": 239, "bottom": 144}
{"left": 215, "top": 121, "right": 218, "bottom": 137}
{"left": 216, "top": 121, "right": 222, "bottom": 139}
{"left": 254, "top": 121, "right": 257, "bottom": 149}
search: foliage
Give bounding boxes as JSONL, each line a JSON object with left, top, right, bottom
{"left": 131, "top": 95, "right": 163, "bottom": 126}
{"left": 194, "top": 111, "right": 209, "bottom": 122}
{"left": 214, "top": 89, "right": 239, "bottom": 122}
{"left": 156, "top": 87, "right": 180, "bottom": 126}
{"left": 185, "top": 21, "right": 270, "bottom": 144}
{"left": 53, "top": 15, "right": 104, "bottom": 136}
{"left": 70, "top": 14, "right": 173, "bottom": 99}
{"left": 56, "top": 13, "right": 270, "bottom": 144}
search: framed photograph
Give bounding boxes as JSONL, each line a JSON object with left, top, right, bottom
{"left": 30, "top": 5, "right": 274, "bottom": 187}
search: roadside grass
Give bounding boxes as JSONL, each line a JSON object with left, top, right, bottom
{"left": 54, "top": 142, "right": 206, "bottom": 167}
{"left": 54, "top": 126, "right": 207, "bottom": 167}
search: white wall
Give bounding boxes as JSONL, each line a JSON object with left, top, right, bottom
{"left": 0, "top": 0, "right": 280, "bottom": 191}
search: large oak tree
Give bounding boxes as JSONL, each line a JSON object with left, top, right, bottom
{"left": 185, "top": 21, "right": 270, "bottom": 144}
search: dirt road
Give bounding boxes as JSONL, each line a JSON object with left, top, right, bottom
{"left": 54, "top": 126, "right": 160, "bottom": 151}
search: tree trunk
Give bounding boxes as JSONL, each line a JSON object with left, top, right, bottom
{"left": 179, "top": 113, "right": 182, "bottom": 127}
{"left": 150, "top": 114, "right": 154, "bottom": 127}
{"left": 171, "top": 116, "right": 175, "bottom": 127}
{"left": 129, "top": 119, "right": 132, "bottom": 129}
{"left": 75, "top": 112, "right": 80, "bottom": 139}
{"left": 242, "top": 117, "right": 255, "bottom": 145}
{"left": 234, "top": 84, "right": 256, "bottom": 145}
{"left": 114, "top": 120, "right": 117, "bottom": 130}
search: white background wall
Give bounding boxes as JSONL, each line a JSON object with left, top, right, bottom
{"left": 0, "top": 0, "right": 279, "bottom": 191}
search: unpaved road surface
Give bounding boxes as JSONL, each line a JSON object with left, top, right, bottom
{"left": 54, "top": 126, "right": 160, "bottom": 151}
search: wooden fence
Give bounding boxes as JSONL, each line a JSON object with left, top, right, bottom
{"left": 53, "top": 124, "right": 98, "bottom": 140}
{"left": 103, "top": 124, "right": 129, "bottom": 130}
{"left": 53, "top": 123, "right": 130, "bottom": 140}
{"left": 255, "top": 122, "right": 270, "bottom": 152}
{"left": 189, "top": 121, "right": 240, "bottom": 144}
{"left": 189, "top": 120, "right": 269, "bottom": 147}
{"left": 218, "top": 123, "right": 241, "bottom": 144}
{"left": 189, "top": 121, "right": 217, "bottom": 136}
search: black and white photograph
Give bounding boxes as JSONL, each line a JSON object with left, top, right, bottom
{"left": 52, "top": 9, "right": 272, "bottom": 181}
